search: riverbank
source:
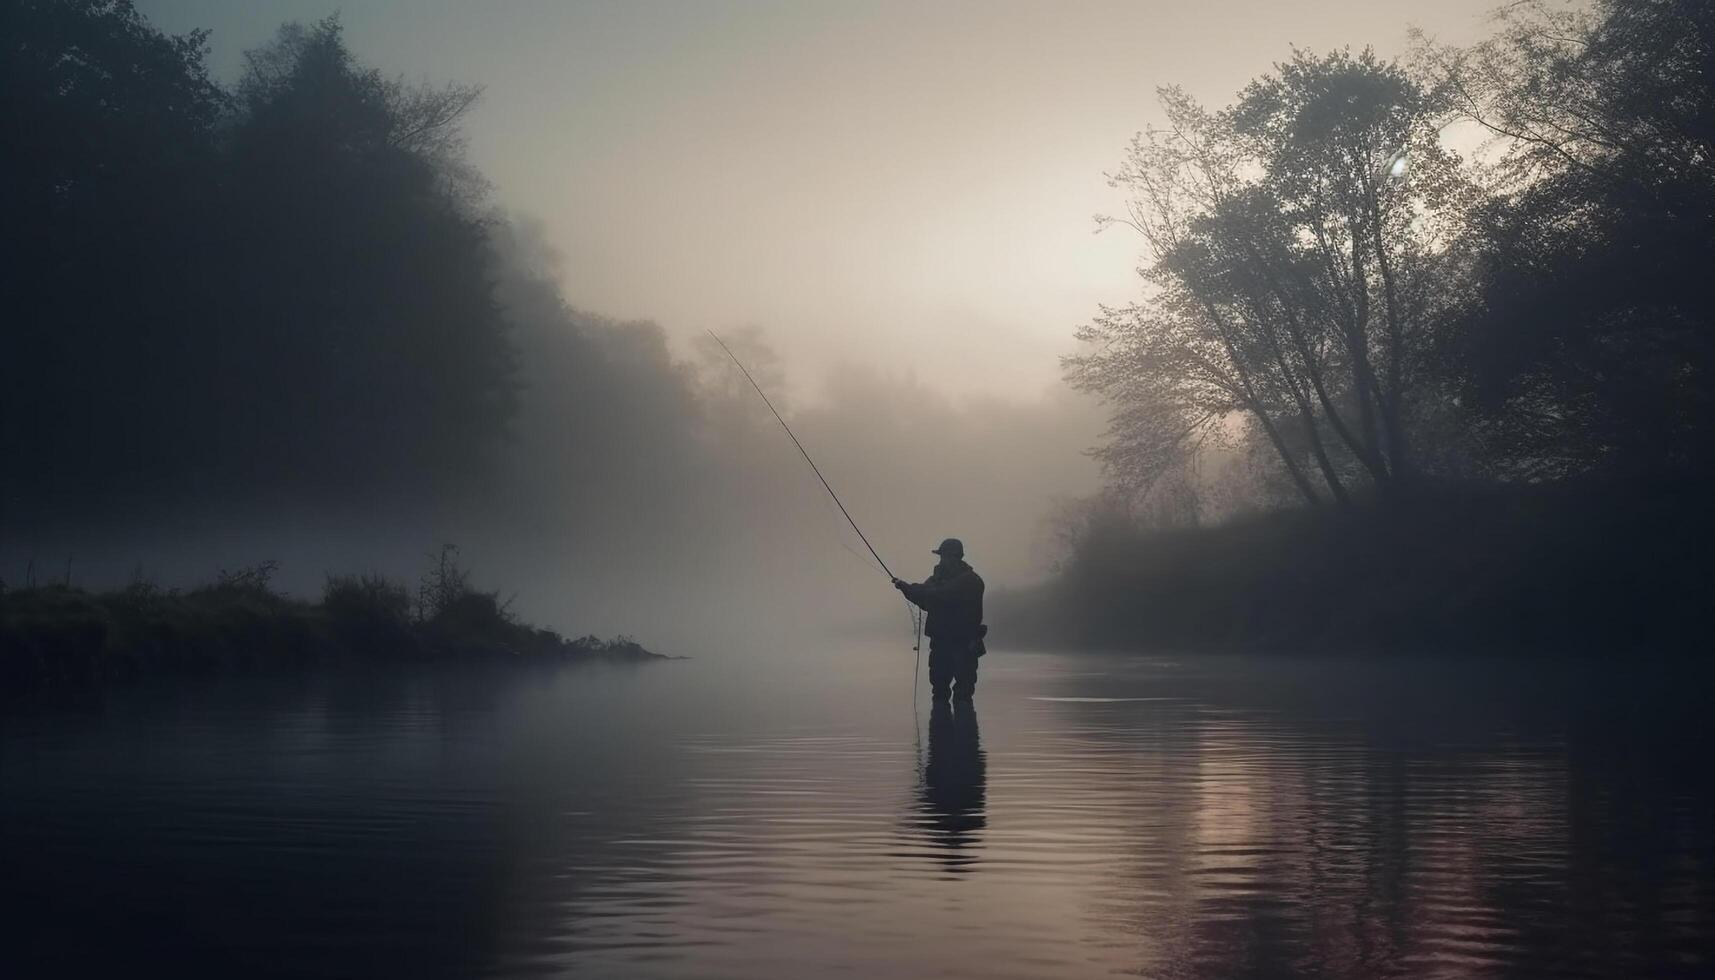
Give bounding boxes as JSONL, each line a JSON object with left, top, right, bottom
{"left": 998, "top": 480, "right": 1712, "bottom": 656}
{"left": 0, "top": 557, "right": 667, "bottom": 692}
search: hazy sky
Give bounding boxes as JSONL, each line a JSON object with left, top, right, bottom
{"left": 141, "top": 0, "right": 1497, "bottom": 402}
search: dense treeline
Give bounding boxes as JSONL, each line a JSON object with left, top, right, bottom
{"left": 1005, "top": 479, "right": 1711, "bottom": 653}
{"left": 1050, "top": 0, "right": 1713, "bottom": 651}
{"left": 2, "top": 4, "right": 511, "bottom": 509}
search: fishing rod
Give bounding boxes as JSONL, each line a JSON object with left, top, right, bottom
{"left": 708, "top": 331, "right": 924, "bottom": 703}
{"left": 707, "top": 330, "right": 897, "bottom": 582}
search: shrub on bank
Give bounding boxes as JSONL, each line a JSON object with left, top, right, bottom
{"left": 323, "top": 574, "right": 415, "bottom": 654}
{"left": 0, "top": 551, "right": 663, "bottom": 693}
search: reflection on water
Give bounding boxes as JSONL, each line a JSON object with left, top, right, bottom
{"left": 909, "top": 701, "right": 986, "bottom": 872}
{"left": 2, "top": 649, "right": 1711, "bottom": 978}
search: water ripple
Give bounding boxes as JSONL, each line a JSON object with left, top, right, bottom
{"left": 4, "top": 654, "right": 1712, "bottom": 978}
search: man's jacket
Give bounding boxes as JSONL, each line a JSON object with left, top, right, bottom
{"left": 900, "top": 560, "right": 985, "bottom": 640}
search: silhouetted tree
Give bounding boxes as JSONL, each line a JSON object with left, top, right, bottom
{"left": 1418, "top": 0, "right": 1715, "bottom": 478}
{"left": 1, "top": 8, "right": 516, "bottom": 518}
{"left": 1069, "top": 51, "right": 1472, "bottom": 505}
{"left": 215, "top": 17, "right": 513, "bottom": 492}
{"left": 1, "top": 0, "right": 225, "bottom": 506}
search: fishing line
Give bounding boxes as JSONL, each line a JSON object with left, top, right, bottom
{"left": 909, "top": 603, "right": 923, "bottom": 712}
{"left": 817, "top": 489, "right": 889, "bottom": 577}
{"left": 836, "top": 537, "right": 888, "bottom": 577}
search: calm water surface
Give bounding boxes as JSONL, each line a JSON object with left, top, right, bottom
{"left": 3, "top": 643, "right": 1711, "bottom": 978}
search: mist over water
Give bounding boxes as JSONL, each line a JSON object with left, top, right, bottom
{"left": 6, "top": 647, "right": 1710, "bottom": 979}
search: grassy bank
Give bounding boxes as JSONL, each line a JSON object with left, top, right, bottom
{"left": 0, "top": 551, "right": 665, "bottom": 692}
{"left": 999, "top": 481, "right": 1713, "bottom": 656}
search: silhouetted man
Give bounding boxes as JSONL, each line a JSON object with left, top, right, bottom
{"left": 894, "top": 538, "right": 986, "bottom": 701}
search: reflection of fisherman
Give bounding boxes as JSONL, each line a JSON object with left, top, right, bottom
{"left": 894, "top": 538, "right": 986, "bottom": 702}
{"left": 913, "top": 699, "right": 986, "bottom": 868}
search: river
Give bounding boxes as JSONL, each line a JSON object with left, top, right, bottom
{"left": 3, "top": 642, "right": 1710, "bottom": 978}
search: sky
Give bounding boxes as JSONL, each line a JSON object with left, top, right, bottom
{"left": 139, "top": 0, "right": 1499, "bottom": 404}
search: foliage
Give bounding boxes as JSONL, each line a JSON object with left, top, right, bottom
{"left": 1, "top": 555, "right": 663, "bottom": 693}
{"left": 217, "top": 18, "right": 514, "bottom": 491}
{"left": 416, "top": 544, "right": 473, "bottom": 621}
{"left": 1, "top": 0, "right": 225, "bottom": 506}
{"left": 324, "top": 573, "right": 411, "bottom": 624}
{"left": 565, "top": 634, "right": 660, "bottom": 659}
{"left": 1069, "top": 50, "right": 1479, "bottom": 507}
{"left": 1415, "top": 0, "right": 1715, "bottom": 478}
{"left": 0, "top": 7, "right": 514, "bottom": 511}
{"left": 1048, "top": 2, "right": 1713, "bottom": 649}
{"left": 1010, "top": 480, "right": 1712, "bottom": 654}
{"left": 323, "top": 573, "right": 413, "bottom": 649}
{"left": 1074, "top": 0, "right": 1713, "bottom": 522}
{"left": 206, "top": 560, "right": 281, "bottom": 599}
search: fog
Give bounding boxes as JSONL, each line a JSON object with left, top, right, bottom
{"left": 4, "top": 0, "right": 1492, "bottom": 652}
{"left": 461, "top": 219, "right": 1110, "bottom": 649}
{"left": 7, "top": 0, "right": 1707, "bottom": 660}
{"left": 135, "top": 0, "right": 1497, "bottom": 401}
{"left": 7, "top": 3, "right": 1712, "bottom": 975}
{"left": 2, "top": 207, "right": 1103, "bottom": 652}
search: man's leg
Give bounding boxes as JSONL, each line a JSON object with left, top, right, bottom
{"left": 927, "top": 641, "right": 952, "bottom": 701}
{"left": 952, "top": 644, "right": 978, "bottom": 701}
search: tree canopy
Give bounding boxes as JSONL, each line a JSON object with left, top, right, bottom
{"left": 1072, "top": 0, "right": 1714, "bottom": 514}
{"left": 1, "top": 4, "right": 512, "bottom": 514}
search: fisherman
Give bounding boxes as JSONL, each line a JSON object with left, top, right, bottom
{"left": 894, "top": 538, "right": 986, "bottom": 702}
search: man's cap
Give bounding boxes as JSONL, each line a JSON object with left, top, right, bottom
{"left": 931, "top": 537, "right": 965, "bottom": 558}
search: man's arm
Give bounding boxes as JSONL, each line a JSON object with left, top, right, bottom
{"left": 893, "top": 578, "right": 927, "bottom": 610}
{"left": 894, "top": 570, "right": 977, "bottom": 609}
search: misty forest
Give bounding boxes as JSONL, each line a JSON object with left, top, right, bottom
{"left": 3, "top": 1, "right": 1712, "bottom": 978}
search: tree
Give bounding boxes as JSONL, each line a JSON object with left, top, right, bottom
{"left": 216, "top": 17, "right": 514, "bottom": 492}
{"left": 0, "top": 0, "right": 225, "bottom": 505}
{"left": 2, "top": 9, "right": 519, "bottom": 519}
{"left": 1417, "top": 0, "right": 1715, "bottom": 478}
{"left": 1069, "top": 51, "right": 1472, "bottom": 506}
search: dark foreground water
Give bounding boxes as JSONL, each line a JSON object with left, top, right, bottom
{"left": 3, "top": 643, "right": 1712, "bottom": 978}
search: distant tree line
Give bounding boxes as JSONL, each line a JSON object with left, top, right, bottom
{"left": 2, "top": 3, "right": 513, "bottom": 511}
{"left": 1067, "top": 0, "right": 1713, "bottom": 511}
